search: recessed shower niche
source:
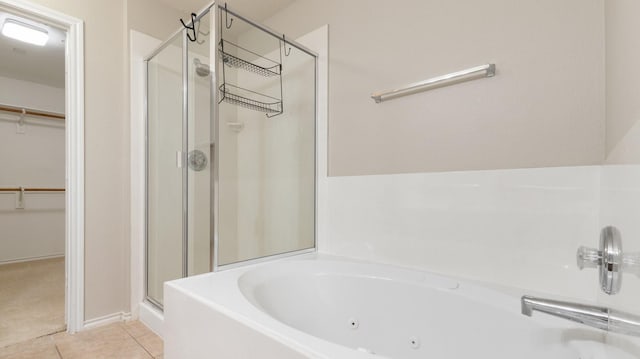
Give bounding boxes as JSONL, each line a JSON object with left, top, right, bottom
{"left": 145, "top": 3, "right": 317, "bottom": 307}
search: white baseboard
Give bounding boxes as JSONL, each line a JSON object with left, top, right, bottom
{"left": 0, "top": 253, "right": 64, "bottom": 265}
{"left": 139, "top": 301, "right": 164, "bottom": 338}
{"left": 83, "top": 311, "right": 132, "bottom": 331}
{"left": 122, "top": 312, "right": 133, "bottom": 322}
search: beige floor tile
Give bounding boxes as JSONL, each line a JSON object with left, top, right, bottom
{"left": 134, "top": 332, "right": 163, "bottom": 357}
{"left": 0, "top": 336, "right": 60, "bottom": 359}
{"left": 154, "top": 355, "right": 163, "bottom": 359}
{"left": 120, "top": 320, "right": 153, "bottom": 339}
{"left": 0, "top": 320, "right": 164, "bottom": 358}
{"left": 54, "top": 323, "right": 152, "bottom": 359}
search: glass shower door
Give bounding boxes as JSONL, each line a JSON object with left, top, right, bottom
{"left": 146, "top": 10, "right": 214, "bottom": 307}
{"left": 146, "top": 32, "right": 184, "bottom": 306}
{"left": 186, "top": 10, "right": 213, "bottom": 277}
{"left": 215, "top": 7, "right": 317, "bottom": 267}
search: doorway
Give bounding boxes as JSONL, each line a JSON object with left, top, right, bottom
{"left": 0, "top": 8, "right": 66, "bottom": 347}
{"left": 0, "top": 0, "right": 84, "bottom": 342}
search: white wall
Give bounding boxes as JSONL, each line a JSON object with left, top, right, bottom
{"left": 0, "top": 76, "right": 64, "bottom": 263}
{"left": 0, "top": 76, "right": 64, "bottom": 113}
{"left": 266, "top": 0, "right": 606, "bottom": 176}
{"left": 321, "top": 164, "right": 640, "bottom": 314}
{"left": 322, "top": 166, "right": 602, "bottom": 301}
{"left": 605, "top": 0, "right": 640, "bottom": 164}
{"left": 126, "top": 0, "right": 189, "bottom": 43}
{"left": 130, "top": 30, "right": 160, "bottom": 320}
{"left": 19, "top": 0, "right": 131, "bottom": 321}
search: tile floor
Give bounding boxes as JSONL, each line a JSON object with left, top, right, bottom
{"left": 0, "top": 321, "right": 163, "bottom": 359}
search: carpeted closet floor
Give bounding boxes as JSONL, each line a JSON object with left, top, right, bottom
{"left": 0, "top": 257, "right": 65, "bottom": 348}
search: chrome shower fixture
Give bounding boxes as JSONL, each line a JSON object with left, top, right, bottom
{"left": 193, "top": 58, "right": 210, "bottom": 77}
{"left": 187, "top": 150, "right": 207, "bottom": 171}
{"left": 577, "top": 226, "right": 640, "bottom": 295}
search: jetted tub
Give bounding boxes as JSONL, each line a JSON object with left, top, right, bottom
{"left": 163, "top": 254, "right": 639, "bottom": 358}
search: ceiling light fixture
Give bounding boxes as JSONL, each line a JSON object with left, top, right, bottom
{"left": 2, "top": 19, "right": 49, "bottom": 46}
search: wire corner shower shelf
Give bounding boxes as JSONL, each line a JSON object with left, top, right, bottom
{"left": 219, "top": 83, "right": 282, "bottom": 114}
{"left": 217, "top": 16, "right": 285, "bottom": 117}
{"left": 220, "top": 40, "right": 281, "bottom": 78}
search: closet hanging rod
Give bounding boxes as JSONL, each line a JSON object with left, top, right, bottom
{"left": 371, "top": 64, "right": 496, "bottom": 103}
{"left": 0, "top": 188, "right": 65, "bottom": 192}
{"left": 0, "top": 104, "right": 65, "bottom": 120}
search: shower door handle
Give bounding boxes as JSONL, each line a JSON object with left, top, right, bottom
{"left": 176, "top": 151, "right": 184, "bottom": 168}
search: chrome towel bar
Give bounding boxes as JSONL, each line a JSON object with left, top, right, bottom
{"left": 371, "top": 63, "right": 496, "bottom": 103}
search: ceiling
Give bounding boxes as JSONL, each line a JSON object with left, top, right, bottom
{"left": 0, "top": 11, "right": 66, "bottom": 88}
{"left": 155, "top": 0, "right": 297, "bottom": 22}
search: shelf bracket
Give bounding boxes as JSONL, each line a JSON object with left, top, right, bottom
{"left": 16, "top": 187, "right": 25, "bottom": 209}
{"left": 16, "top": 108, "right": 26, "bottom": 134}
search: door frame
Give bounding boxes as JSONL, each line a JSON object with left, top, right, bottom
{"left": 0, "top": 0, "right": 85, "bottom": 333}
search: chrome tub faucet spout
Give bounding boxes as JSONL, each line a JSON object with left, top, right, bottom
{"left": 521, "top": 296, "right": 640, "bottom": 337}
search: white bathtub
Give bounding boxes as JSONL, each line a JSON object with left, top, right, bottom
{"left": 163, "top": 254, "right": 639, "bottom": 358}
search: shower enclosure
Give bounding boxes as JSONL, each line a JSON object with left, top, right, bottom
{"left": 145, "top": 4, "right": 317, "bottom": 307}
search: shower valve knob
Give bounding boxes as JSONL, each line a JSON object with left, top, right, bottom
{"left": 577, "top": 226, "right": 626, "bottom": 295}
{"left": 188, "top": 150, "right": 208, "bottom": 171}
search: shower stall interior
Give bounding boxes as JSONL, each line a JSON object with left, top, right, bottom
{"left": 145, "top": 3, "right": 317, "bottom": 307}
